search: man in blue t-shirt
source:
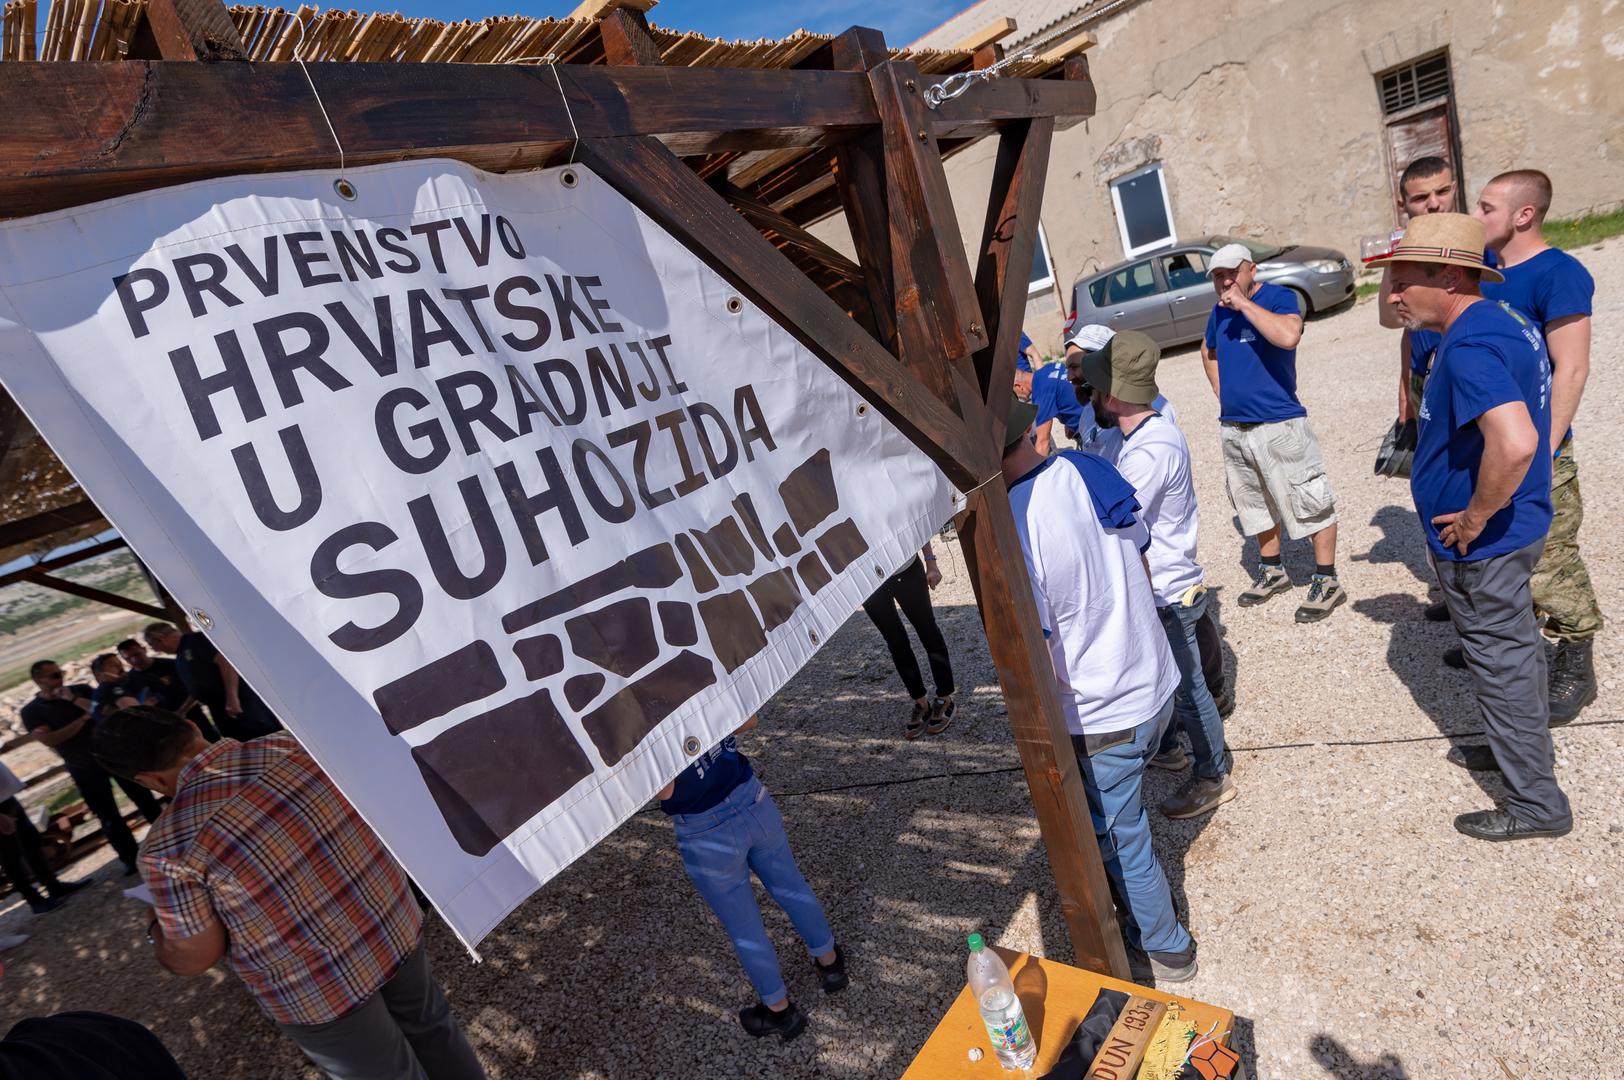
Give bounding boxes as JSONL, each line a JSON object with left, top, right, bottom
{"left": 1379, "top": 212, "right": 1571, "bottom": 842}
{"left": 1473, "top": 169, "right": 1600, "bottom": 723}
{"left": 1013, "top": 361, "right": 1083, "bottom": 456}
{"left": 657, "top": 715, "right": 846, "bottom": 1040}
{"left": 1016, "top": 332, "right": 1041, "bottom": 373}
{"left": 1201, "top": 244, "right": 1344, "bottom": 623}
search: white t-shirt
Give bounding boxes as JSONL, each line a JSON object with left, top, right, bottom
{"left": 1079, "top": 394, "right": 1178, "bottom": 460}
{"left": 1111, "top": 412, "right": 1205, "bottom": 608}
{"left": 1008, "top": 453, "right": 1178, "bottom": 736}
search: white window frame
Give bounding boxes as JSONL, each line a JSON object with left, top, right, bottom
{"left": 1028, "top": 222, "right": 1057, "bottom": 296}
{"left": 1109, "top": 163, "right": 1177, "bottom": 259}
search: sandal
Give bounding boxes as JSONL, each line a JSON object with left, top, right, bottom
{"left": 925, "top": 696, "right": 955, "bottom": 735}
{"left": 904, "top": 701, "right": 929, "bottom": 740}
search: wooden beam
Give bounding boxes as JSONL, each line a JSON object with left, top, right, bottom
{"left": 1037, "top": 28, "right": 1097, "bottom": 65}
{"left": 973, "top": 117, "right": 1054, "bottom": 424}
{"left": 953, "top": 17, "right": 1017, "bottom": 53}
{"left": 19, "top": 570, "right": 171, "bottom": 622}
{"left": 713, "top": 180, "right": 865, "bottom": 287}
{"left": 132, "top": 554, "right": 191, "bottom": 629}
{"left": 0, "top": 61, "right": 1096, "bottom": 218}
{"left": 867, "top": 61, "right": 990, "bottom": 416}
{"left": 567, "top": 0, "right": 657, "bottom": 20}
{"left": 126, "top": 0, "right": 246, "bottom": 61}
{"left": 0, "top": 500, "right": 105, "bottom": 550}
{"left": 574, "top": 135, "right": 996, "bottom": 491}
{"left": 598, "top": 6, "right": 663, "bottom": 68}
{"left": 828, "top": 28, "right": 900, "bottom": 354}
{"left": 0, "top": 537, "right": 127, "bottom": 590}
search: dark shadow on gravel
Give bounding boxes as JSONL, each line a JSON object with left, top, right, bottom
{"left": 1351, "top": 503, "right": 1436, "bottom": 587}
{"left": 1310, "top": 1032, "right": 1410, "bottom": 1078}
{"left": 1350, "top": 593, "right": 1503, "bottom": 805}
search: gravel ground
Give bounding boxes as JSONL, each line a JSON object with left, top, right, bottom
{"left": 1, "top": 242, "right": 1620, "bottom": 1079}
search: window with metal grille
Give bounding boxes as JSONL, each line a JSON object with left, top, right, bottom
{"left": 1379, "top": 53, "right": 1452, "bottom": 116}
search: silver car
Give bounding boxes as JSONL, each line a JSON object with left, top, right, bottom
{"left": 1062, "top": 236, "right": 1356, "bottom": 348}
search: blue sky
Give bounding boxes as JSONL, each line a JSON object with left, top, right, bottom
{"left": 326, "top": 1, "right": 967, "bottom": 47}
{"left": 34, "top": 1, "right": 972, "bottom": 56}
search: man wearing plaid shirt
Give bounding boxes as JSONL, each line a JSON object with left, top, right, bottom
{"left": 93, "top": 706, "right": 484, "bottom": 1080}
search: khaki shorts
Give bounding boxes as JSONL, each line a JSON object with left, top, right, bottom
{"left": 1221, "top": 416, "right": 1337, "bottom": 540}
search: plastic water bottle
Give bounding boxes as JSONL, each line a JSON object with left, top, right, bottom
{"left": 967, "top": 933, "right": 1036, "bottom": 1070}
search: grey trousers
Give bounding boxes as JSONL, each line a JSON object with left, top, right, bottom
{"left": 1431, "top": 538, "right": 1573, "bottom": 829}
{"left": 279, "top": 943, "right": 485, "bottom": 1080}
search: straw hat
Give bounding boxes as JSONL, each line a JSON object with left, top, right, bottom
{"left": 1367, "top": 213, "right": 1504, "bottom": 283}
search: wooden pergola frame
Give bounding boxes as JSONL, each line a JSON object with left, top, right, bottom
{"left": 1, "top": 0, "right": 1132, "bottom": 977}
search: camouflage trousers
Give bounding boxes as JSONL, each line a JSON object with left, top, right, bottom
{"left": 1532, "top": 437, "right": 1603, "bottom": 641}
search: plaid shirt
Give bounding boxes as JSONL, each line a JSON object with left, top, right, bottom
{"left": 140, "top": 734, "right": 423, "bottom": 1026}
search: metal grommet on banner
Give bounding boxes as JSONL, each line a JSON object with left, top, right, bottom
{"left": 333, "top": 178, "right": 358, "bottom": 202}
{"left": 873, "top": 565, "right": 885, "bottom": 579}
{"left": 682, "top": 736, "right": 701, "bottom": 756}
{"left": 192, "top": 609, "right": 214, "bottom": 629}
{"left": 855, "top": 403, "right": 869, "bottom": 418}
{"left": 560, "top": 170, "right": 578, "bottom": 189}
{"left": 725, "top": 296, "right": 743, "bottom": 314}
{"left": 808, "top": 629, "right": 820, "bottom": 645}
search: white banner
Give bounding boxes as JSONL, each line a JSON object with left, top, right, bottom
{"left": 0, "top": 160, "right": 956, "bottom": 947}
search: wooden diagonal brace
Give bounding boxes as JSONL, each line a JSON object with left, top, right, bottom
{"left": 573, "top": 136, "right": 997, "bottom": 492}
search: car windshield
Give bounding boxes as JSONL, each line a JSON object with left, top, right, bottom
{"left": 1207, "top": 235, "right": 1285, "bottom": 261}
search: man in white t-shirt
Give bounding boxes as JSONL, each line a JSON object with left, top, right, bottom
{"left": 1077, "top": 331, "right": 1237, "bottom": 821}
{"left": 1001, "top": 397, "right": 1198, "bottom": 983}
{"left": 1065, "top": 324, "right": 1179, "bottom": 458}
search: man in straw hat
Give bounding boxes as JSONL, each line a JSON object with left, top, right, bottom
{"left": 1000, "top": 398, "right": 1199, "bottom": 981}
{"left": 1375, "top": 212, "right": 1572, "bottom": 841}
{"left": 1074, "top": 330, "right": 1235, "bottom": 821}
{"left": 1202, "top": 244, "right": 1345, "bottom": 623}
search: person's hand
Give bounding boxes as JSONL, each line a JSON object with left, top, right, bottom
{"left": 225, "top": 698, "right": 243, "bottom": 718}
{"left": 0, "top": 814, "right": 16, "bottom": 836}
{"left": 925, "top": 562, "right": 942, "bottom": 590}
{"left": 1218, "top": 282, "right": 1246, "bottom": 310}
{"left": 1397, "top": 384, "right": 1411, "bottom": 423}
{"left": 1434, "top": 508, "right": 1486, "bottom": 555}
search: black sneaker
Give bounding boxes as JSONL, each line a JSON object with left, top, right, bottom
{"left": 121, "top": 861, "right": 141, "bottom": 878}
{"left": 1424, "top": 599, "right": 1451, "bottom": 622}
{"left": 738, "top": 1001, "right": 808, "bottom": 1042}
{"left": 814, "top": 945, "right": 849, "bottom": 994}
{"left": 1442, "top": 647, "right": 1466, "bottom": 671}
{"left": 49, "top": 878, "right": 91, "bottom": 897}
{"left": 27, "top": 896, "right": 67, "bottom": 916}
{"left": 925, "top": 697, "right": 955, "bottom": 736}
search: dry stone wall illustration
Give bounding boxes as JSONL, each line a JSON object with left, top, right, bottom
{"left": 370, "top": 447, "right": 868, "bottom": 855}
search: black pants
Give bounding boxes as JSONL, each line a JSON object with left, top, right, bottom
{"left": 201, "top": 689, "right": 282, "bottom": 742}
{"left": 1196, "top": 603, "right": 1224, "bottom": 697}
{"left": 0, "top": 796, "right": 63, "bottom": 904}
{"left": 64, "top": 765, "right": 162, "bottom": 868}
{"left": 861, "top": 557, "right": 955, "bottom": 701}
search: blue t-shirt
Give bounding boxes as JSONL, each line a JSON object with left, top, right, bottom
{"left": 1031, "top": 364, "right": 1085, "bottom": 433}
{"left": 1017, "top": 332, "right": 1034, "bottom": 373}
{"left": 1408, "top": 329, "right": 1441, "bottom": 376}
{"left": 1482, "top": 247, "right": 1592, "bottom": 446}
{"left": 1204, "top": 282, "right": 1306, "bottom": 423}
{"left": 1411, "top": 300, "right": 1551, "bottom": 562}
{"left": 659, "top": 735, "right": 753, "bottom": 816}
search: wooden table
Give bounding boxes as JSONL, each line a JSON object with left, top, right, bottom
{"left": 902, "top": 949, "right": 1235, "bottom": 1078}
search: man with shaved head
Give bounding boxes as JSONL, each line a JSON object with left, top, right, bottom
{"left": 1473, "top": 169, "right": 1599, "bottom": 726}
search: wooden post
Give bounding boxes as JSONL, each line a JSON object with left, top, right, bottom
{"left": 126, "top": 0, "right": 246, "bottom": 61}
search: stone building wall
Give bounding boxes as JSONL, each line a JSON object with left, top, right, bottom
{"left": 813, "top": 0, "right": 1624, "bottom": 348}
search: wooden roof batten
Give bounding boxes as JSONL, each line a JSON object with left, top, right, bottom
{"left": 0, "top": 0, "right": 1127, "bottom": 978}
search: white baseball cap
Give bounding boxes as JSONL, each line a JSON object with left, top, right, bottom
{"left": 1064, "top": 323, "right": 1116, "bottom": 352}
{"left": 1207, "top": 243, "right": 1254, "bottom": 275}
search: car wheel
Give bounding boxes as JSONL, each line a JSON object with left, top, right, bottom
{"left": 1289, "top": 287, "right": 1311, "bottom": 317}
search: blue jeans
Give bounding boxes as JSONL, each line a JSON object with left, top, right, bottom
{"left": 1073, "top": 698, "right": 1193, "bottom": 958}
{"left": 1156, "top": 592, "right": 1229, "bottom": 781}
{"left": 670, "top": 776, "right": 835, "bottom": 1006}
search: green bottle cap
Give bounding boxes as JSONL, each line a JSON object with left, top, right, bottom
{"left": 967, "top": 933, "right": 984, "bottom": 951}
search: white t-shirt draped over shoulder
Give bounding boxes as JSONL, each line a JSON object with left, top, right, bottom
{"left": 1110, "top": 412, "right": 1205, "bottom": 608}
{"left": 1008, "top": 454, "right": 1177, "bottom": 736}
